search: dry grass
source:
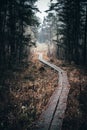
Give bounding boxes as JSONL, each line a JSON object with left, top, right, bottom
{"left": 0, "top": 44, "right": 58, "bottom": 130}
{"left": 50, "top": 58, "right": 87, "bottom": 130}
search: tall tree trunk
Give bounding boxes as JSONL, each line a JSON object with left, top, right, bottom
{"left": 83, "top": 5, "right": 87, "bottom": 65}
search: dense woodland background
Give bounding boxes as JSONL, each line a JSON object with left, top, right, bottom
{"left": 0, "top": 0, "right": 87, "bottom": 130}
{"left": 0, "top": 0, "right": 87, "bottom": 72}
{"left": 39, "top": 0, "right": 87, "bottom": 65}
{"left": 0, "top": 0, "right": 39, "bottom": 72}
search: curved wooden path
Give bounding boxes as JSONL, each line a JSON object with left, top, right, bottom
{"left": 35, "top": 54, "right": 70, "bottom": 130}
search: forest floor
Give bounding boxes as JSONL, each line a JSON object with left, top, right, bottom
{"left": 0, "top": 43, "right": 58, "bottom": 130}
{"left": 0, "top": 43, "right": 87, "bottom": 130}
{"left": 51, "top": 59, "right": 87, "bottom": 130}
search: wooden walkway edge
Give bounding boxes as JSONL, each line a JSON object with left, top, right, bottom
{"left": 35, "top": 54, "right": 70, "bottom": 130}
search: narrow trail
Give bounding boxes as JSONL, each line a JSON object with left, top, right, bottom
{"left": 35, "top": 53, "right": 70, "bottom": 130}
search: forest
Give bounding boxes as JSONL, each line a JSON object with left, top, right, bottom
{"left": 0, "top": 0, "right": 39, "bottom": 71}
{"left": 0, "top": 0, "right": 87, "bottom": 130}
{"left": 39, "top": 0, "right": 87, "bottom": 65}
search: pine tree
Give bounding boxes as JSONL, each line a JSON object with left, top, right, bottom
{"left": 0, "top": 0, "right": 39, "bottom": 70}
{"left": 47, "top": 0, "right": 87, "bottom": 65}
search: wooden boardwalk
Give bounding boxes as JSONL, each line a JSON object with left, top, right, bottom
{"left": 35, "top": 54, "right": 70, "bottom": 130}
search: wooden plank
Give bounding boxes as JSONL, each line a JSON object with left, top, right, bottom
{"left": 35, "top": 54, "right": 70, "bottom": 130}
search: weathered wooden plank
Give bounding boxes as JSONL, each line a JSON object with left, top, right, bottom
{"left": 35, "top": 54, "right": 70, "bottom": 130}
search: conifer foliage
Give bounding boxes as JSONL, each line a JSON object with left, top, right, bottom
{"left": 0, "top": 0, "right": 39, "bottom": 70}
{"left": 47, "top": 0, "right": 87, "bottom": 65}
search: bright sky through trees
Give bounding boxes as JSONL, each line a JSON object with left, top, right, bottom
{"left": 36, "top": 0, "right": 50, "bottom": 22}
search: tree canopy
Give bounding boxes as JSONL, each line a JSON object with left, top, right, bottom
{"left": 46, "top": 0, "right": 87, "bottom": 65}
{"left": 0, "top": 0, "right": 39, "bottom": 71}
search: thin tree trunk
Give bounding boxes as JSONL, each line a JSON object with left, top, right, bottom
{"left": 83, "top": 5, "right": 87, "bottom": 65}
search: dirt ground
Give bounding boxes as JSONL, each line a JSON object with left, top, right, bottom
{"left": 0, "top": 43, "right": 87, "bottom": 130}
{"left": 0, "top": 43, "right": 58, "bottom": 130}
{"left": 50, "top": 59, "right": 87, "bottom": 130}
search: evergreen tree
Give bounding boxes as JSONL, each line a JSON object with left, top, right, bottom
{"left": 47, "top": 0, "right": 87, "bottom": 65}
{"left": 0, "top": 0, "right": 39, "bottom": 70}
